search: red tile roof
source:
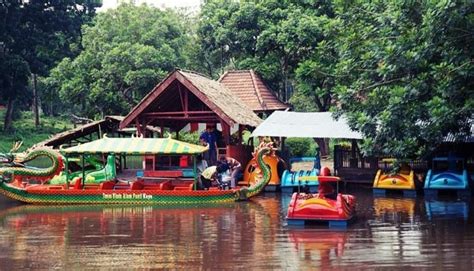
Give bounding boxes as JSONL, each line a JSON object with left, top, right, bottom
{"left": 218, "top": 70, "right": 289, "bottom": 113}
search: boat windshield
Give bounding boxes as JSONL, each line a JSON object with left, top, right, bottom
{"left": 432, "top": 157, "right": 464, "bottom": 171}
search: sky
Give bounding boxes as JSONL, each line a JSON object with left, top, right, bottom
{"left": 99, "top": 0, "right": 202, "bottom": 11}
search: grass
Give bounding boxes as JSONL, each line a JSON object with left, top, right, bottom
{"left": 0, "top": 109, "right": 74, "bottom": 153}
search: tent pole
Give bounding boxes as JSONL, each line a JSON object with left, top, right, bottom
{"left": 65, "top": 156, "right": 69, "bottom": 189}
{"left": 81, "top": 155, "right": 85, "bottom": 190}
{"left": 193, "top": 155, "right": 197, "bottom": 190}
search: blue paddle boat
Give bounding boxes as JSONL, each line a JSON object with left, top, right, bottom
{"left": 424, "top": 156, "right": 471, "bottom": 198}
{"left": 281, "top": 155, "right": 321, "bottom": 193}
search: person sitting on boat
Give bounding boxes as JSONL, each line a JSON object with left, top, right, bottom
{"left": 217, "top": 156, "right": 242, "bottom": 188}
{"left": 200, "top": 165, "right": 217, "bottom": 190}
{"left": 317, "top": 181, "right": 336, "bottom": 200}
{"left": 196, "top": 155, "right": 208, "bottom": 176}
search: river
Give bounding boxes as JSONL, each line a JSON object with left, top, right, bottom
{"left": 0, "top": 188, "right": 473, "bottom": 270}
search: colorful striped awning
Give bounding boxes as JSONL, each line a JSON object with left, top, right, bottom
{"left": 61, "top": 137, "right": 208, "bottom": 155}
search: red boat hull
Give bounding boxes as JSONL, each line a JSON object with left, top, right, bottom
{"left": 287, "top": 193, "right": 356, "bottom": 221}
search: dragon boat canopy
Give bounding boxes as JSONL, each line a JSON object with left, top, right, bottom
{"left": 61, "top": 136, "right": 208, "bottom": 156}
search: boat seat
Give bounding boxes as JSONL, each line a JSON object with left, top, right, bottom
{"left": 159, "top": 180, "right": 174, "bottom": 190}
{"left": 73, "top": 177, "right": 82, "bottom": 189}
{"left": 84, "top": 184, "right": 100, "bottom": 190}
{"left": 47, "top": 185, "right": 64, "bottom": 190}
{"left": 100, "top": 181, "right": 116, "bottom": 190}
{"left": 174, "top": 186, "right": 193, "bottom": 191}
{"left": 172, "top": 181, "right": 194, "bottom": 191}
{"left": 142, "top": 184, "right": 163, "bottom": 190}
{"left": 130, "top": 181, "right": 144, "bottom": 190}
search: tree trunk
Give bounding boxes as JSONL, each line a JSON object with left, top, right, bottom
{"left": 32, "top": 73, "right": 40, "bottom": 127}
{"left": 314, "top": 138, "right": 330, "bottom": 158}
{"left": 4, "top": 97, "right": 15, "bottom": 131}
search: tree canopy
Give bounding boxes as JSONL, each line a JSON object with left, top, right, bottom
{"left": 45, "top": 4, "right": 193, "bottom": 118}
{"left": 197, "top": 0, "right": 338, "bottom": 105}
{"left": 4, "top": 0, "right": 473, "bottom": 160}
{"left": 333, "top": 1, "right": 474, "bottom": 158}
{"left": 0, "top": 0, "right": 99, "bottom": 130}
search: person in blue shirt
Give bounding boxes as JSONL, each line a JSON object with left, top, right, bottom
{"left": 200, "top": 124, "right": 218, "bottom": 165}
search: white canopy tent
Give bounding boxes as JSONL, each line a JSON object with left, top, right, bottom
{"left": 251, "top": 111, "right": 363, "bottom": 139}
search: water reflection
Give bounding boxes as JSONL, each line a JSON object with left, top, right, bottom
{"left": 425, "top": 200, "right": 469, "bottom": 220}
{"left": 1, "top": 190, "right": 474, "bottom": 269}
{"left": 0, "top": 203, "right": 273, "bottom": 269}
{"left": 372, "top": 196, "right": 418, "bottom": 223}
{"left": 287, "top": 228, "right": 348, "bottom": 270}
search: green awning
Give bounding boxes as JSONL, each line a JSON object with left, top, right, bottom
{"left": 61, "top": 137, "right": 208, "bottom": 155}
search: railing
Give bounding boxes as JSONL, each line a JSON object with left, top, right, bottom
{"left": 333, "top": 145, "right": 429, "bottom": 172}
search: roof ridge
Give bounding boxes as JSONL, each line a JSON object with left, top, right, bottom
{"left": 249, "top": 69, "right": 266, "bottom": 111}
{"left": 217, "top": 70, "right": 229, "bottom": 82}
{"left": 178, "top": 69, "right": 213, "bottom": 80}
{"left": 226, "top": 69, "right": 251, "bottom": 73}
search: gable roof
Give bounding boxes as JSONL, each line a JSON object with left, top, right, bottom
{"left": 120, "top": 70, "right": 262, "bottom": 130}
{"left": 251, "top": 111, "right": 363, "bottom": 139}
{"left": 219, "top": 70, "right": 289, "bottom": 113}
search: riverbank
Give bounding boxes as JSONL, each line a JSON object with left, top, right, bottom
{"left": 0, "top": 109, "right": 73, "bottom": 152}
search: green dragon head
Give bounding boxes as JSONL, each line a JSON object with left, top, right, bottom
{"left": 0, "top": 141, "right": 23, "bottom": 166}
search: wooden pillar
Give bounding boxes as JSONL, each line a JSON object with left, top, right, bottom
{"left": 135, "top": 119, "right": 143, "bottom": 137}
{"left": 220, "top": 120, "right": 230, "bottom": 145}
{"left": 238, "top": 125, "right": 243, "bottom": 145}
{"left": 350, "top": 139, "right": 358, "bottom": 168}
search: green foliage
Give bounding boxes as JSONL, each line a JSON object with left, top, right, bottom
{"left": 0, "top": 0, "right": 99, "bottom": 129}
{"left": 197, "top": 0, "right": 335, "bottom": 101}
{"left": 288, "top": 90, "right": 318, "bottom": 112}
{"left": 332, "top": 1, "right": 474, "bottom": 159}
{"left": 46, "top": 4, "right": 193, "bottom": 118}
{"left": 285, "top": 138, "right": 317, "bottom": 157}
{"left": 177, "top": 131, "right": 200, "bottom": 145}
{"left": 0, "top": 109, "right": 73, "bottom": 152}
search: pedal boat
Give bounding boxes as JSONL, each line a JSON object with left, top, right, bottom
{"left": 373, "top": 159, "right": 416, "bottom": 191}
{"left": 424, "top": 156, "right": 470, "bottom": 191}
{"left": 287, "top": 176, "right": 356, "bottom": 227}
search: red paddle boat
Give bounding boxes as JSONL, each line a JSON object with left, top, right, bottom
{"left": 286, "top": 170, "right": 356, "bottom": 227}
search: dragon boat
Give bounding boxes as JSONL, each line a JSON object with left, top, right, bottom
{"left": 0, "top": 138, "right": 273, "bottom": 205}
{"left": 240, "top": 153, "right": 286, "bottom": 192}
{"left": 373, "top": 159, "right": 417, "bottom": 197}
{"left": 286, "top": 176, "right": 356, "bottom": 227}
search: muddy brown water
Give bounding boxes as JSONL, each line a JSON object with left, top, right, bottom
{"left": 0, "top": 187, "right": 473, "bottom": 270}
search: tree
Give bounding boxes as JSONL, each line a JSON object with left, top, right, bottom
{"left": 0, "top": 54, "right": 30, "bottom": 131}
{"left": 47, "top": 4, "right": 192, "bottom": 118}
{"left": 333, "top": 1, "right": 474, "bottom": 159}
{"left": 0, "top": 0, "right": 100, "bottom": 130}
{"left": 197, "top": 0, "right": 336, "bottom": 101}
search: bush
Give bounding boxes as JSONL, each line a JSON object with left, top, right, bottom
{"left": 177, "top": 131, "right": 200, "bottom": 145}
{"left": 286, "top": 138, "right": 317, "bottom": 157}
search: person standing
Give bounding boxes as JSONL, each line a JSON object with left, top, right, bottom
{"left": 200, "top": 124, "right": 218, "bottom": 165}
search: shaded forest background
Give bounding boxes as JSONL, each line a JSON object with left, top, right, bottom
{"left": 0, "top": 0, "right": 473, "bottom": 159}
